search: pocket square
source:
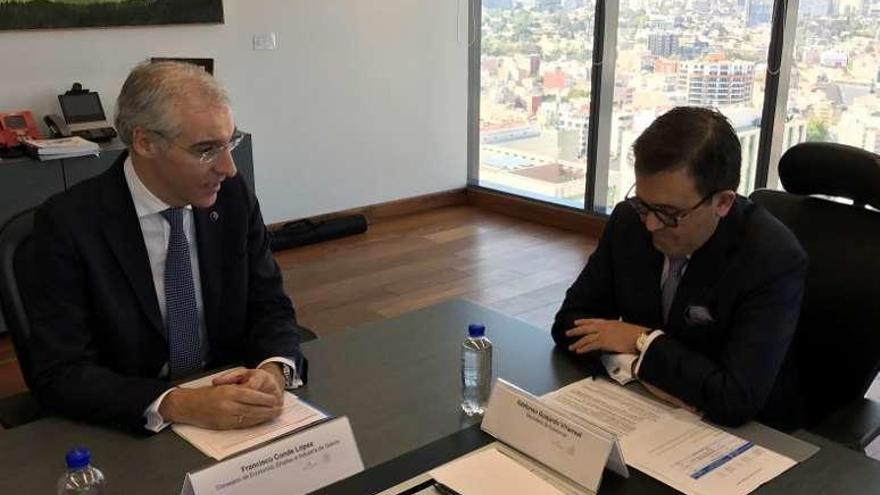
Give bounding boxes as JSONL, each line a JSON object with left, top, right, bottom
{"left": 684, "top": 305, "right": 715, "bottom": 326}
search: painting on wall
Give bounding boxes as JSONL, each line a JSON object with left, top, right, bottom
{"left": 0, "top": 0, "right": 224, "bottom": 31}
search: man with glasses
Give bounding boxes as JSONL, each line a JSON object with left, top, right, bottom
{"left": 30, "top": 62, "right": 307, "bottom": 432}
{"left": 552, "top": 107, "right": 807, "bottom": 430}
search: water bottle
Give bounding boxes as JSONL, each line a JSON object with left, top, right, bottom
{"left": 57, "top": 447, "right": 105, "bottom": 495}
{"left": 461, "top": 323, "right": 493, "bottom": 416}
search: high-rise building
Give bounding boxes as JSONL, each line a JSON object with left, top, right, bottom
{"left": 678, "top": 61, "right": 756, "bottom": 106}
{"left": 647, "top": 32, "right": 680, "bottom": 58}
{"left": 484, "top": 0, "right": 514, "bottom": 9}
{"left": 745, "top": 0, "right": 773, "bottom": 26}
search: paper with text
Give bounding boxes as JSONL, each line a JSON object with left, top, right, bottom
{"left": 172, "top": 368, "right": 328, "bottom": 460}
{"left": 544, "top": 378, "right": 798, "bottom": 495}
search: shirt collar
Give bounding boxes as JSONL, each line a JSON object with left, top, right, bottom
{"left": 123, "top": 155, "right": 192, "bottom": 218}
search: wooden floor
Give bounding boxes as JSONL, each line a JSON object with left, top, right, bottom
{"left": 0, "top": 205, "right": 596, "bottom": 400}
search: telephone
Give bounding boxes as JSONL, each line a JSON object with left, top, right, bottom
{"left": 45, "top": 114, "right": 72, "bottom": 138}
{"left": 58, "top": 83, "right": 117, "bottom": 142}
{"left": 0, "top": 110, "right": 43, "bottom": 157}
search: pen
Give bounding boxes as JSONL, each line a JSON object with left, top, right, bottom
{"left": 433, "top": 481, "right": 464, "bottom": 495}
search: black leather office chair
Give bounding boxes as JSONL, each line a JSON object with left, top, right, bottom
{"left": 750, "top": 142, "right": 880, "bottom": 450}
{"left": 0, "top": 209, "right": 43, "bottom": 428}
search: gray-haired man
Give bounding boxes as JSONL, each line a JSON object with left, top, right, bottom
{"left": 30, "top": 62, "right": 308, "bottom": 433}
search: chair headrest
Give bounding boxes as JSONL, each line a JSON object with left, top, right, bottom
{"left": 779, "top": 142, "right": 880, "bottom": 209}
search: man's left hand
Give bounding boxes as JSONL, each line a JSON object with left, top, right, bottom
{"left": 212, "top": 365, "right": 284, "bottom": 403}
{"left": 565, "top": 319, "right": 648, "bottom": 354}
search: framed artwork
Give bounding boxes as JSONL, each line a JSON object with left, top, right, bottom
{"left": 0, "top": 0, "right": 224, "bottom": 31}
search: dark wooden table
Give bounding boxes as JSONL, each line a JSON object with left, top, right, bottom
{"left": 1, "top": 299, "right": 878, "bottom": 494}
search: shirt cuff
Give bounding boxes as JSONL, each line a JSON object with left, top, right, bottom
{"left": 258, "top": 357, "right": 303, "bottom": 390}
{"left": 633, "top": 330, "right": 665, "bottom": 377}
{"left": 143, "top": 388, "right": 176, "bottom": 433}
{"left": 600, "top": 353, "right": 639, "bottom": 385}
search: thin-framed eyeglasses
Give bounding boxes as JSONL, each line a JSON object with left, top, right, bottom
{"left": 624, "top": 184, "right": 718, "bottom": 228}
{"left": 148, "top": 128, "right": 244, "bottom": 165}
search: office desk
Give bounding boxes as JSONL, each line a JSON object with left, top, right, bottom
{"left": 1, "top": 299, "right": 879, "bottom": 494}
{"left": 0, "top": 299, "right": 584, "bottom": 493}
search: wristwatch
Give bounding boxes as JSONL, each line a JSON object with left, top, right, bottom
{"left": 635, "top": 329, "right": 656, "bottom": 353}
{"left": 281, "top": 363, "right": 294, "bottom": 389}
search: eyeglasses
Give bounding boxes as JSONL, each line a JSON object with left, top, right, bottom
{"left": 625, "top": 184, "right": 717, "bottom": 228}
{"left": 149, "top": 128, "right": 244, "bottom": 165}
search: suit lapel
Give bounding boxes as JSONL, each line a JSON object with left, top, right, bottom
{"left": 194, "top": 205, "right": 223, "bottom": 344}
{"left": 100, "top": 155, "right": 165, "bottom": 336}
{"left": 666, "top": 198, "right": 744, "bottom": 332}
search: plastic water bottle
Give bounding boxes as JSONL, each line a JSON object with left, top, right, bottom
{"left": 461, "top": 323, "right": 493, "bottom": 416}
{"left": 57, "top": 447, "right": 105, "bottom": 495}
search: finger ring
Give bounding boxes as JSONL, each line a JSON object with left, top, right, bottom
{"left": 237, "top": 415, "right": 244, "bottom": 425}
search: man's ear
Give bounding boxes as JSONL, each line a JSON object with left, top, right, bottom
{"left": 714, "top": 190, "right": 737, "bottom": 217}
{"left": 130, "top": 127, "right": 161, "bottom": 158}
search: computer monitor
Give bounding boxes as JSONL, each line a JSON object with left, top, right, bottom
{"left": 58, "top": 93, "right": 108, "bottom": 125}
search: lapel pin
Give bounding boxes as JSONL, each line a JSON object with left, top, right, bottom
{"left": 210, "top": 211, "right": 220, "bottom": 222}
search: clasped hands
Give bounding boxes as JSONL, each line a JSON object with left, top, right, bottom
{"left": 565, "top": 318, "right": 648, "bottom": 355}
{"left": 159, "top": 363, "right": 286, "bottom": 430}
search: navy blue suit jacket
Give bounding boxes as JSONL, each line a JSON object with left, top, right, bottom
{"left": 552, "top": 196, "right": 807, "bottom": 430}
{"left": 29, "top": 153, "right": 307, "bottom": 431}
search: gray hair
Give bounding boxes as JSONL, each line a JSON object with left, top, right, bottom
{"left": 114, "top": 61, "right": 230, "bottom": 147}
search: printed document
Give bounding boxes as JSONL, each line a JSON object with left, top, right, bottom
{"left": 430, "top": 446, "right": 568, "bottom": 495}
{"left": 544, "top": 378, "right": 797, "bottom": 495}
{"left": 172, "top": 368, "right": 328, "bottom": 460}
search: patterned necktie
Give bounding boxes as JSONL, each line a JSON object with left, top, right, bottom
{"left": 662, "top": 257, "right": 688, "bottom": 325}
{"left": 160, "top": 208, "right": 202, "bottom": 379}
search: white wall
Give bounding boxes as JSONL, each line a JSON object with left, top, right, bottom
{"left": 0, "top": 0, "right": 469, "bottom": 223}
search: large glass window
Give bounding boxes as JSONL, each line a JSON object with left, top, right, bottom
{"left": 601, "top": 0, "right": 774, "bottom": 210}
{"left": 772, "top": 0, "right": 880, "bottom": 189}
{"left": 477, "top": 1, "right": 596, "bottom": 208}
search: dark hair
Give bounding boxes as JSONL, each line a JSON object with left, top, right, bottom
{"left": 632, "top": 106, "right": 741, "bottom": 196}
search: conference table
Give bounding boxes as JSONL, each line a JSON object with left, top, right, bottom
{"left": 1, "top": 299, "right": 879, "bottom": 494}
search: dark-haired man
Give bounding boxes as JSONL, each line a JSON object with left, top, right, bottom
{"left": 552, "top": 107, "right": 807, "bottom": 430}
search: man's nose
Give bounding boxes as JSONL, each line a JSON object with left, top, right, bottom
{"left": 643, "top": 211, "right": 666, "bottom": 232}
{"left": 213, "top": 150, "right": 238, "bottom": 179}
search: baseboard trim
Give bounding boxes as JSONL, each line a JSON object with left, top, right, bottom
{"left": 268, "top": 186, "right": 608, "bottom": 238}
{"left": 267, "top": 188, "right": 468, "bottom": 230}
{"left": 466, "top": 187, "right": 607, "bottom": 238}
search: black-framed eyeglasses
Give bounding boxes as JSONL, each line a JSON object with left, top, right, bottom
{"left": 149, "top": 128, "right": 244, "bottom": 165}
{"left": 624, "top": 184, "right": 717, "bottom": 228}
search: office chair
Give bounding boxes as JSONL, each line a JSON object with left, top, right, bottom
{"left": 750, "top": 142, "right": 880, "bottom": 451}
{"left": 0, "top": 209, "right": 43, "bottom": 428}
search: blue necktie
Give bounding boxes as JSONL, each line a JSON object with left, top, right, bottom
{"left": 160, "top": 208, "right": 202, "bottom": 379}
{"left": 662, "top": 257, "right": 688, "bottom": 324}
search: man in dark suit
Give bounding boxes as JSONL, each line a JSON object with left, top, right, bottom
{"left": 30, "top": 62, "right": 307, "bottom": 433}
{"left": 552, "top": 107, "right": 807, "bottom": 430}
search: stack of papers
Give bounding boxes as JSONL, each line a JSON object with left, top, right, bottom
{"left": 543, "top": 378, "right": 799, "bottom": 495}
{"left": 21, "top": 136, "right": 100, "bottom": 160}
{"left": 172, "top": 369, "right": 329, "bottom": 460}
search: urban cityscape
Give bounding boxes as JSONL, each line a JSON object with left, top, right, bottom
{"left": 478, "top": 0, "right": 880, "bottom": 209}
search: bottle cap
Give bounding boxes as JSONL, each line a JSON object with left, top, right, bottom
{"left": 65, "top": 447, "right": 91, "bottom": 469}
{"left": 468, "top": 323, "right": 486, "bottom": 338}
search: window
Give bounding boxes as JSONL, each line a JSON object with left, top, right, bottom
{"left": 470, "top": 0, "right": 880, "bottom": 213}
{"left": 602, "top": 2, "right": 774, "bottom": 210}
{"left": 477, "top": 1, "right": 595, "bottom": 208}
{"left": 772, "top": 1, "right": 879, "bottom": 189}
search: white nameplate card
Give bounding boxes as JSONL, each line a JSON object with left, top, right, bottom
{"left": 481, "top": 379, "right": 628, "bottom": 493}
{"left": 180, "top": 416, "right": 364, "bottom": 495}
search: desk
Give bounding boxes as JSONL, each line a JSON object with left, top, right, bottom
{"left": 1, "top": 299, "right": 879, "bottom": 494}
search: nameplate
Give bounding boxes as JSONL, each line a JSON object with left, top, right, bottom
{"left": 481, "top": 379, "right": 628, "bottom": 493}
{"left": 181, "top": 417, "right": 364, "bottom": 495}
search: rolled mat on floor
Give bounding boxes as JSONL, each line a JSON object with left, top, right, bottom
{"left": 268, "top": 214, "right": 368, "bottom": 252}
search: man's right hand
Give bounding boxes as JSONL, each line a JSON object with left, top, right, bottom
{"left": 158, "top": 384, "right": 283, "bottom": 430}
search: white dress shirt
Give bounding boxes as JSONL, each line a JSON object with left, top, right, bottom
{"left": 122, "top": 158, "right": 298, "bottom": 432}
{"left": 602, "top": 255, "right": 689, "bottom": 384}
